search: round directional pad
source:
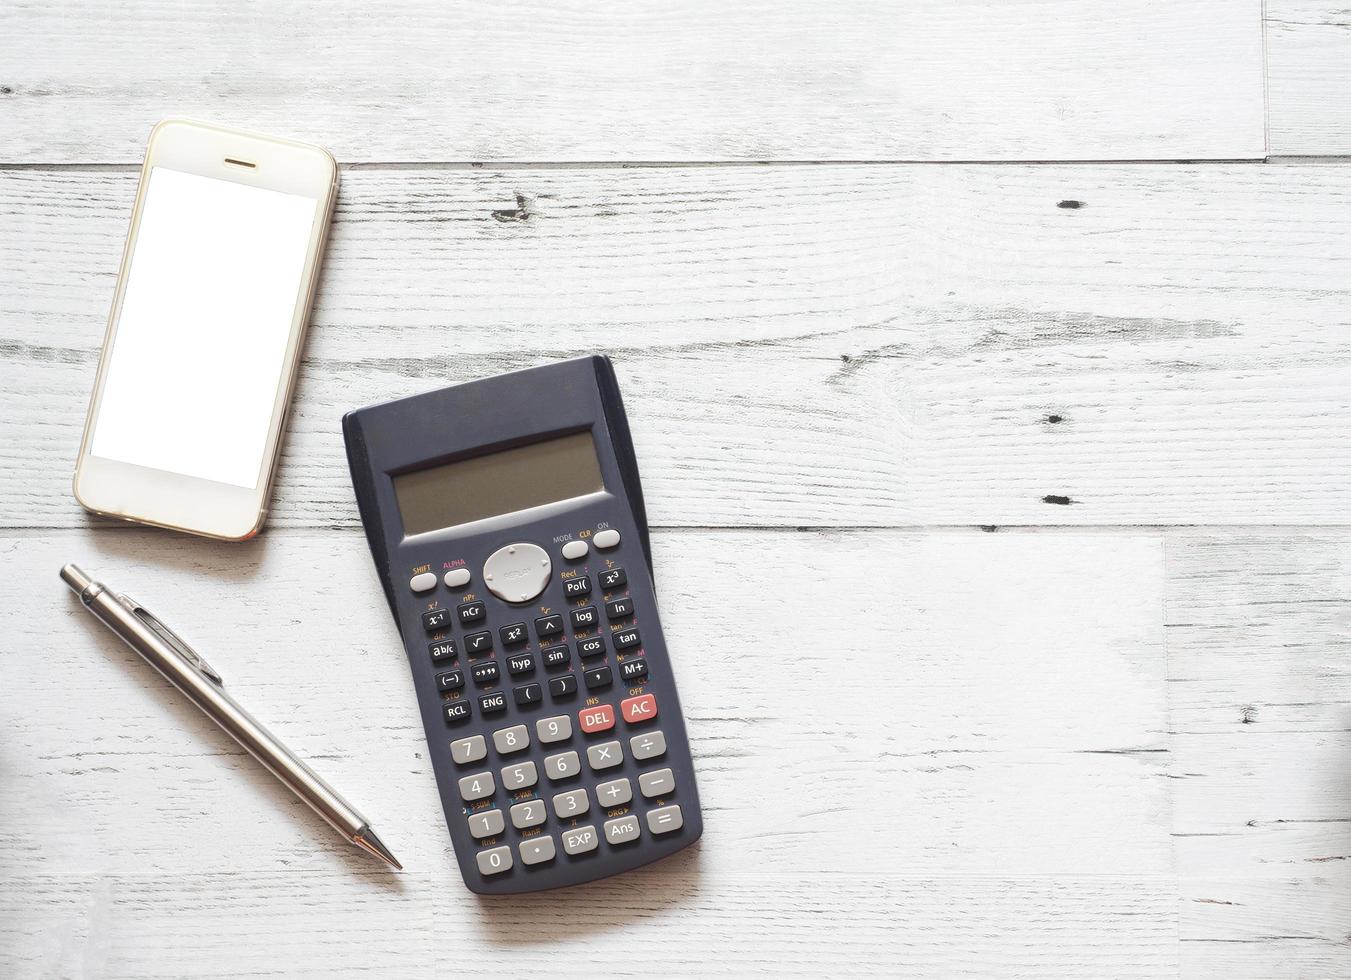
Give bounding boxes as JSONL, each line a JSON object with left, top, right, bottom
{"left": 482, "top": 542, "right": 552, "bottom": 604}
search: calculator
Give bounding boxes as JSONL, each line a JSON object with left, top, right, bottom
{"left": 343, "top": 355, "right": 702, "bottom": 893}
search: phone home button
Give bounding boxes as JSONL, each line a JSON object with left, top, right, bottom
{"left": 483, "top": 543, "right": 552, "bottom": 604}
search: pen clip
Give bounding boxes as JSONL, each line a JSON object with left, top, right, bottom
{"left": 118, "top": 595, "right": 225, "bottom": 686}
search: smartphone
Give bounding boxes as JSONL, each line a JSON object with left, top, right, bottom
{"left": 73, "top": 119, "right": 338, "bottom": 540}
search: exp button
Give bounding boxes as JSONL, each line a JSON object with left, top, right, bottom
{"left": 620, "top": 693, "right": 658, "bottom": 724}
{"left": 579, "top": 704, "right": 616, "bottom": 734}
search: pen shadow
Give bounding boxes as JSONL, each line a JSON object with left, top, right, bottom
{"left": 473, "top": 841, "right": 705, "bottom": 945}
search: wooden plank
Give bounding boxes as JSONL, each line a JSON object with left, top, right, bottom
{"left": 1266, "top": 1, "right": 1351, "bottom": 156}
{"left": 6, "top": 165, "right": 1351, "bottom": 529}
{"left": 0, "top": 1, "right": 1265, "bottom": 164}
{"left": 0, "top": 526, "right": 1171, "bottom": 975}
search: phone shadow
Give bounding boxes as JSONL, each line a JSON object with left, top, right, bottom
{"left": 81, "top": 520, "right": 271, "bottom": 585}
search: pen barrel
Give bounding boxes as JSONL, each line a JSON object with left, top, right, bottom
{"left": 75, "top": 580, "right": 370, "bottom": 840}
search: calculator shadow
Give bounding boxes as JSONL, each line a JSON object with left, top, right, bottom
{"left": 475, "top": 840, "right": 705, "bottom": 943}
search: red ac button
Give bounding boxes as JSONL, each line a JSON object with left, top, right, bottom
{"left": 621, "top": 694, "right": 658, "bottom": 724}
{"left": 579, "top": 704, "right": 616, "bottom": 734}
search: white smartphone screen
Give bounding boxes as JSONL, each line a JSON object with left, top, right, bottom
{"left": 89, "top": 166, "right": 318, "bottom": 489}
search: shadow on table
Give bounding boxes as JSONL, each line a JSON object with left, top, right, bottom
{"left": 81, "top": 518, "right": 271, "bottom": 586}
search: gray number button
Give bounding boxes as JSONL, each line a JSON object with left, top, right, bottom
{"left": 451, "top": 735, "right": 487, "bottom": 765}
{"left": 629, "top": 730, "right": 666, "bottom": 761}
{"left": 603, "top": 814, "right": 641, "bottom": 846}
{"left": 562, "top": 824, "right": 599, "bottom": 855}
{"left": 646, "top": 804, "right": 684, "bottom": 835}
{"left": 595, "top": 777, "right": 632, "bottom": 807}
{"left": 586, "top": 740, "right": 623, "bottom": 771}
{"left": 552, "top": 788, "right": 590, "bottom": 818}
{"left": 544, "top": 750, "right": 581, "bottom": 780}
{"left": 476, "top": 845, "right": 513, "bottom": 876}
{"left": 458, "top": 771, "right": 495, "bottom": 802}
{"left": 520, "top": 835, "right": 556, "bottom": 866}
{"left": 467, "top": 809, "right": 505, "bottom": 839}
{"left": 536, "top": 714, "right": 572, "bottom": 744}
{"left": 493, "top": 724, "right": 530, "bottom": 755}
{"left": 638, "top": 767, "right": 675, "bottom": 798}
{"left": 501, "top": 760, "right": 538, "bottom": 791}
{"left": 510, "top": 799, "right": 546, "bottom": 829}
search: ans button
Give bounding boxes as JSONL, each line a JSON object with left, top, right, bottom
{"left": 593, "top": 529, "right": 621, "bottom": 549}
{"left": 561, "top": 540, "right": 588, "bottom": 560}
{"left": 410, "top": 571, "right": 437, "bottom": 593}
{"left": 443, "top": 567, "right": 471, "bottom": 589}
{"left": 483, "top": 542, "right": 552, "bottom": 604}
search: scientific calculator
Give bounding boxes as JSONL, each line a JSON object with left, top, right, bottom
{"left": 343, "top": 356, "right": 702, "bottom": 893}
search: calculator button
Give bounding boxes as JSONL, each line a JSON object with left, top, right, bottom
{"left": 514, "top": 682, "right": 542, "bottom": 707}
{"left": 570, "top": 606, "right": 599, "bottom": 630}
{"left": 510, "top": 799, "right": 547, "bottom": 829}
{"left": 593, "top": 529, "right": 621, "bottom": 549}
{"left": 479, "top": 691, "right": 507, "bottom": 714}
{"left": 536, "top": 715, "right": 572, "bottom": 743}
{"left": 621, "top": 693, "right": 658, "bottom": 724}
{"left": 520, "top": 835, "right": 556, "bottom": 866}
{"left": 443, "top": 567, "right": 472, "bottom": 589}
{"left": 563, "top": 576, "right": 592, "bottom": 599}
{"left": 534, "top": 614, "right": 564, "bottom": 639}
{"left": 422, "top": 608, "right": 452, "bottom": 631}
{"left": 471, "top": 661, "right": 500, "bottom": 685}
{"left": 577, "top": 636, "right": 606, "bottom": 659}
{"left": 561, "top": 540, "right": 589, "bottom": 560}
{"left": 603, "top": 814, "right": 641, "bottom": 846}
{"left": 467, "top": 809, "right": 504, "bottom": 839}
{"left": 457, "top": 601, "right": 486, "bottom": 626}
{"left": 587, "top": 740, "right": 623, "bottom": 771}
{"left": 464, "top": 631, "right": 493, "bottom": 656}
{"left": 410, "top": 572, "right": 437, "bottom": 593}
{"left": 584, "top": 664, "right": 613, "bottom": 690}
{"left": 429, "top": 639, "right": 457, "bottom": 663}
{"left": 507, "top": 653, "right": 536, "bottom": 676}
{"left": 549, "top": 674, "right": 578, "bottom": 698}
{"left": 544, "top": 750, "right": 581, "bottom": 781}
{"left": 620, "top": 658, "right": 649, "bottom": 682}
{"left": 493, "top": 725, "right": 530, "bottom": 754}
{"left": 500, "top": 622, "right": 528, "bottom": 646}
{"left": 579, "top": 704, "right": 615, "bottom": 734}
{"left": 476, "top": 845, "right": 513, "bottom": 876}
{"left": 646, "top": 804, "right": 684, "bottom": 835}
{"left": 483, "top": 542, "right": 552, "bottom": 604}
{"left": 614, "top": 628, "right": 641, "bottom": 650}
{"left": 437, "top": 669, "right": 465, "bottom": 692}
{"left": 451, "top": 735, "right": 486, "bottom": 764}
{"left": 542, "top": 645, "right": 571, "bottom": 670}
{"left": 599, "top": 567, "right": 627, "bottom": 590}
{"left": 596, "top": 777, "right": 632, "bottom": 806}
{"left": 605, "top": 597, "right": 635, "bottom": 620}
{"left": 443, "top": 701, "right": 471, "bottom": 724}
{"left": 630, "top": 730, "right": 667, "bottom": 761}
{"left": 552, "top": 788, "right": 590, "bottom": 818}
{"left": 562, "top": 825, "right": 599, "bottom": 856}
{"left": 459, "top": 771, "right": 495, "bottom": 802}
{"left": 501, "top": 760, "right": 538, "bottom": 791}
{"left": 639, "top": 768, "right": 675, "bottom": 798}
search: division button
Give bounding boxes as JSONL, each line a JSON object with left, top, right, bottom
{"left": 520, "top": 835, "right": 557, "bottom": 866}
{"left": 549, "top": 674, "right": 578, "bottom": 698}
{"left": 552, "top": 788, "right": 590, "bottom": 819}
{"left": 467, "top": 809, "right": 505, "bottom": 840}
{"left": 587, "top": 740, "right": 623, "bottom": 771}
{"left": 596, "top": 777, "right": 632, "bottom": 806}
{"left": 578, "top": 704, "right": 615, "bottom": 734}
{"left": 629, "top": 730, "right": 666, "bottom": 761}
{"left": 599, "top": 567, "right": 627, "bottom": 590}
{"left": 593, "top": 529, "right": 621, "bottom": 549}
{"left": 450, "top": 734, "right": 486, "bottom": 765}
{"left": 544, "top": 750, "right": 582, "bottom": 781}
{"left": 561, "top": 540, "right": 589, "bottom": 560}
{"left": 443, "top": 701, "right": 471, "bottom": 725}
{"left": 457, "top": 601, "right": 486, "bottom": 625}
{"left": 584, "top": 664, "right": 613, "bottom": 690}
{"left": 510, "top": 799, "right": 546, "bottom": 829}
{"left": 536, "top": 714, "right": 573, "bottom": 743}
{"left": 646, "top": 804, "right": 684, "bottom": 835}
{"left": 410, "top": 571, "right": 437, "bottom": 593}
{"left": 476, "top": 844, "right": 513, "bottom": 876}
{"left": 458, "top": 771, "right": 495, "bottom": 802}
{"left": 422, "top": 608, "right": 452, "bottom": 632}
{"left": 562, "top": 825, "right": 599, "bottom": 856}
{"left": 603, "top": 814, "right": 641, "bottom": 846}
{"left": 621, "top": 693, "right": 658, "bottom": 724}
{"left": 483, "top": 542, "right": 552, "bottom": 604}
{"left": 444, "top": 567, "right": 471, "bottom": 589}
{"left": 638, "top": 768, "right": 675, "bottom": 798}
{"left": 492, "top": 724, "right": 530, "bottom": 754}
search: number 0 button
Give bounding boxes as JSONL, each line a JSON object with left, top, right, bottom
{"left": 476, "top": 845, "right": 513, "bottom": 876}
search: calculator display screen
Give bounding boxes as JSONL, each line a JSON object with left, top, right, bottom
{"left": 393, "top": 431, "right": 605, "bottom": 535}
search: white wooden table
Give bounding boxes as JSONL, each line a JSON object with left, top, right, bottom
{"left": 4, "top": 3, "right": 1351, "bottom": 977}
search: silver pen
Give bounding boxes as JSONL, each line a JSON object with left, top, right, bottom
{"left": 60, "top": 563, "right": 401, "bottom": 870}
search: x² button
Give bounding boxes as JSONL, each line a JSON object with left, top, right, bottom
{"left": 621, "top": 693, "right": 658, "bottom": 724}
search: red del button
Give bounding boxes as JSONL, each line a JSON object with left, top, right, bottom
{"left": 621, "top": 694, "right": 658, "bottom": 724}
{"left": 579, "top": 704, "right": 616, "bottom": 734}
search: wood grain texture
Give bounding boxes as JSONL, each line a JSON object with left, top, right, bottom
{"left": 7, "top": 164, "right": 1351, "bottom": 531}
{"left": 0, "top": 1, "right": 1266, "bottom": 164}
{"left": 1266, "top": 1, "right": 1351, "bottom": 156}
{"left": 0, "top": 527, "right": 1172, "bottom": 975}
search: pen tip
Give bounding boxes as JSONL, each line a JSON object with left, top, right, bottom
{"left": 353, "top": 827, "right": 402, "bottom": 871}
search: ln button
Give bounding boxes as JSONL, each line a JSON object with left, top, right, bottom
{"left": 579, "top": 704, "right": 616, "bottom": 734}
{"left": 621, "top": 693, "right": 658, "bottom": 724}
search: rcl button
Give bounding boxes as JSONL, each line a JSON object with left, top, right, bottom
{"left": 621, "top": 694, "right": 658, "bottom": 724}
{"left": 579, "top": 704, "right": 616, "bottom": 734}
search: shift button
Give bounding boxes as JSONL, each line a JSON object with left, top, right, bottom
{"left": 410, "top": 571, "right": 437, "bottom": 593}
{"left": 593, "top": 529, "right": 621, "bottom": 549}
